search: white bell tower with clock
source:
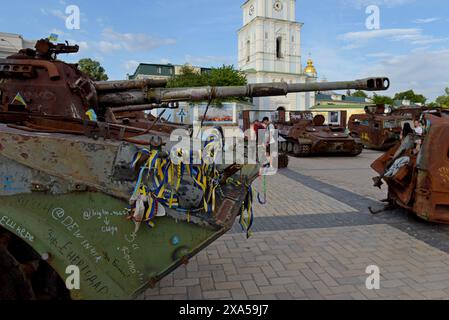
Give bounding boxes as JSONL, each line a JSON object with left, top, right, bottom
{"left": 238, "top": 0, "right": 317, "bottom": 112}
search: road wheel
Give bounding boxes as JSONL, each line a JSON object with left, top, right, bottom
{"left": 0, "top": 228, "right": 70, "bottom": 300}
{"left": 350, "top": 144, "right": 364, "bottom": 157}
{"left": 280, "top": 141, "right": 287, "bottom": 153}
{"left": 287, "top": 142, "right": 293, "bottom": 153}
{"left": 293, "top": 143, "right": 311, "bottom": 157}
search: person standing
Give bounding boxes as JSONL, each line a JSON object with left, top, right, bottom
{"left": 400, "top": 122, "right": 414, "bottom": 141}
{"left": 249, "top": 120, "right": 263, "bottom": 163}
{"left": 262, "top": 117, "right": 275, "bottom": 168}
{"left": 414, "top": 120, "right": 423, "bottom": 153}
{"left": 253, "top": 120, "right": 263, "bottom": 144}
{"left": 414, "top": 120, "right": 423, "bottom": 137}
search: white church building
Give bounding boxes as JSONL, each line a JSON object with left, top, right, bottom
{"left": 238, "top": 0, "right": 318, "bottom": 112}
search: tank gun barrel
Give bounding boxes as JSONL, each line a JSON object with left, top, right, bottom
{"left": 34, "top": 39, "right": 79, "bottom": 59}
{"left": 109, "top": 103, "right": 179, "bottom": 113}
{"left": 99, "top": 77, "right": 390, "bottom": 108}
{"left": 94, "top": 79, "right": 168, "bottom": 92}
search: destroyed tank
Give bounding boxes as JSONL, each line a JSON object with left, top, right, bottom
{"left": 348, "top": 104, "right": 424, "bottom": 150}
{"left": 276, "top": 111, "right": 364, "bottom": 157}
{"left": 371, "top": 112, "right": 449, "bottom": 224}
{"left": 0, "top": 38, "right": 390, "bottom": 299}
{"left": 244, "top": 81, "right": 391, "bottom": 159}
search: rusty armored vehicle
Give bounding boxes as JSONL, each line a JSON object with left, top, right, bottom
{"left": 0, "top": 38, "right": 390, "bottom": 299}
{"left": 348, "top": 105, "right": 424, "bottom": 150}
{"left": 246, "top": 85, "right": 392, "bottom": 159}
{"left": 371, "top": 112, "right": 449, "bottom": 224}
{"left": 274, "top": 111, "right": 365, "bottom": 157}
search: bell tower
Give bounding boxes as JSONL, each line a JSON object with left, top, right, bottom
{"left": 239, "top": 0, "right": 301, "bottom": 74}
{"left": 238, "top": 0, "right": 317, "bottom": 112}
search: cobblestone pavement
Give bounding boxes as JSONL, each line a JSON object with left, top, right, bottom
{"left": 287, "top": 150, "right": 388, "bottom": 202}
{"left": 144, "top": 151, "right": 449, "bottom": 300}
{"left": 252, "top": 173, "right": 356, "bottom": 217}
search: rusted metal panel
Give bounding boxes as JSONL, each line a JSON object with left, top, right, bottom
{"left": 0, "top": 124, "right": 136, "bottom": 199}
{"left": 371, "top": 114, "right": 449, "bottom": 224}
{"left": 348, "top": 105, "right": 425, "bottom": 150}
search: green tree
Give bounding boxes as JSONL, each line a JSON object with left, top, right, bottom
{"left": 167, "top": 64, "right": 247, "bottom": 105}
{"left": 207, "top": 65, "right": 247, "bottom": 87}
{"left": 352, "top": 90, "right": 368, "bottom": 98}
{"left": 393, "top": 90, "right": 427, "bottom": 104}
{"left": 78, "top": 58, "right": 109, "bottom": 81}
{"left": 166, "top": 64, "right": 205, "bottom": 88}
{"left": 436, "top": 88, "right": 449, "bottom": 108}
{"left": 372, "top": 94, "right": 394, "bottom": 105}
{"left": 427, "top": 102, "right": 440, "bottom": 109}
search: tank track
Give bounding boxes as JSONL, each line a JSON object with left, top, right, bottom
{"left": 0, "top": 227, "right": 70, "bottom": 300}
{"left": 280, "top": 139, "right": 312, "bottom": 157}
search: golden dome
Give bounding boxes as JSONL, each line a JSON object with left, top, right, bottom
{"left": 304, "top": 59, "right": 317, "bottom": 76}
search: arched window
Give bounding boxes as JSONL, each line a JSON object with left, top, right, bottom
{"left": 246, "top": 40, "right": 251, "bottom": 62}
{"left": 276, "top": 37, "right": 282, "bottom": 59}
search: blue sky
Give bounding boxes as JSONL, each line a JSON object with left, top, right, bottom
{"left": 1, "top": 0, "right": 448, "bottom": 100}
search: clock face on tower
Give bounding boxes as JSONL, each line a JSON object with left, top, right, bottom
{"left": 273, "top": 0, "right": 283, "bottom": 12}
{"left": 249, "top": 4, "right": 255, "bottom": 16}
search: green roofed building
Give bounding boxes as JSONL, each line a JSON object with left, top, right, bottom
{"left": 311, "top": 92, "right": 373, "bottom": 126}
{"left": 127, "top": 63, "right": 212, "bottom": 81}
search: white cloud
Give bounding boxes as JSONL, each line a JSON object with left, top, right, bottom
{"left": 49, "top": 29, "right": 65, "bottom": 36}
{"left": 340, "top": 28, "right": 449, "bottom": 47}
{"left": 306, "top": 42, "right": 449, "bottom": 101}
{"left": 98, "top": 41, "right": 121, "bottom": 53}
{"left": 101, "top": 28, "right": 176, "bottom": 53}
{"left": 123, "top": 60, "right": 139, "bottom": 71}
{"left": 341, "top": 0, "right": 415, "bottom": 9}
{"left": 49, "top": 9, "right": 67, "bottom": 21}
{"left": 410, "top": 37, "right": 449, "bottom": 46}
{"left": 340, "top": 28, "right": 421, "bottom": 42}
{"left": 184, "top": 54, "right": 235, "bottom": 66}
{"left": 413, "top": 17, "right": 440, "bottom": 24}
{"left": 366, "top": 52, "right": 393, "bottom": 58}
{"left": 67, "top": 39, "right": 89, "bottom": 52}
{"left": 360, "top": 49, "right": 449, "bottom": 100}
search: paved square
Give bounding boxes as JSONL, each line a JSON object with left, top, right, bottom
{"left": 144, "top": 225, "right": 449, "bottom": 300}
{"left": 143, "top": 151, "right": 449, "bottom": 300}
{"left": 252, "top": 174, "right": 356, "bottom": 217}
